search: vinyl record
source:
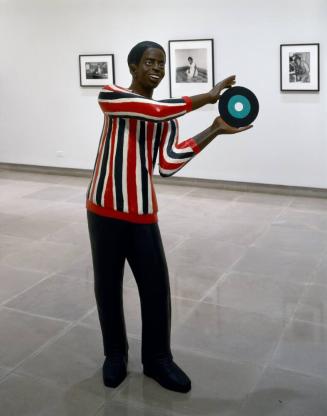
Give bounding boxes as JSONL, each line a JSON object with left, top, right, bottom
{"left": 218, "top": 86, "right": 259, "bottom": 128}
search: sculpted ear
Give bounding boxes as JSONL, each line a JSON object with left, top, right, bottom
{"left": 129, "top": 64, "right": 137, "bottom": 77}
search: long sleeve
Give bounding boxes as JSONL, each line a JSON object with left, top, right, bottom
{"left": 158, "top": 119, "right": 201, "bottom": 177}
{"left": 98, "top": 84, "right": 193, "bottom": 122}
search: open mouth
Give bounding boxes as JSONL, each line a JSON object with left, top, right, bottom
{"left": 149, "top": 74, "right": 161, "bottom": 81}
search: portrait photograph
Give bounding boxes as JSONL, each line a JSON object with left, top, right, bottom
{"left": 79, "top": 54, "right": 115, "bottom": 87}
{"left": 168, "top": 39, "right": 214, "bottom": 97}
{"left": 280, "top": 44, "right": 319, "bottom": 91}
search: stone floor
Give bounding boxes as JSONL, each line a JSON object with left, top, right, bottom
{"left": 1, "top": 168, "right": 327, "bottom": 415}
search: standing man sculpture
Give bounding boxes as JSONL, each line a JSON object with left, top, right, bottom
{"left": 86, "top": 41, "right": 252, "bottom": 393}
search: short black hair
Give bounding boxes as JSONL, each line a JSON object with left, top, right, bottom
{"left": 127, "top": 41, "right": 165, "bottom": 66}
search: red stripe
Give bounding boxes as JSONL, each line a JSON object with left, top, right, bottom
{"left": 89, "top": 116, "right": 109, "bottom": 201}
{"left": 150, "top": 178, "right": 158, "bottom": 213}
{"left": 99, "top": 101, "right": 186, "bottom": 119}
{"left": 182, "top": 95, "right": 193, "bottom": 112}
{"left": 175, "top": 138, "right": 201, "bottom": 154}
{"left": 159, "top": 158, "right": 184, "bottom": 170}
{"left": 86, "top": 201, "right": 157, "bottom": 224}
{"left": 104, "top": 117, "right": 118, "bottom": 207}
{"left": 159, "top": 122, "right": 169, "bottom": 169}
{"left": 127, "top": 119, "right": 138, "bottom": 213}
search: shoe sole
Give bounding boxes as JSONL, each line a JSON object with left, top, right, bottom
{"left": 143, "top": 369, "right": 191, "bottom": 393}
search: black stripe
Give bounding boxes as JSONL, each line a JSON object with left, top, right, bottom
{"left": 95, "top": 118, "right": 113, "bottom": 205}
{"left": 139, "top": 121, "right": 148, "bottom": 214}
{"left": 114, "top": 118, "right": 125, "bottom": 211}
{"left": 152, "top": 123, "right": 162, "bottom": 169}
{"left": 159, "top": 98, "right": 186, "bottom": 104}
{"left": 166, "top": 121, "right": 194, "bottom": 160}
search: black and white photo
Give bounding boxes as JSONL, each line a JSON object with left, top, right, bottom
{"left": 175, "top": 48, "right": 208, "bottom": 83}
{"left": 79, "top": 54, "right": 115, "bottom": 87}
{"left": 280, "top": 44, "right": 319, "bottom": 91}
{"left": 169, "top": 39, "right": 214, "bottom": 97}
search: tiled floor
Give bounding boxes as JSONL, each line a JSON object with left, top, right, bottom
{"left": 1, "top": 168, "right": 327, "bottom": 415}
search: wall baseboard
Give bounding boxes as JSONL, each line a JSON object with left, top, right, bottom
{"left": 1, "top": 162, "right": 326, "bottom": 198}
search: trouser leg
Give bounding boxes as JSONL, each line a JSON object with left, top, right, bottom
{"left": 87, "top": 211, "right": 128, "bottom": 358}
{"left": 126, "top": 222, "right": 172, "bottom": 364}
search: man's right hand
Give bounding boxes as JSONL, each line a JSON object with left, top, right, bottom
{"left": 212, "top": 116, "right": 253, "bottom": 135}
{"left": 208, "top": 75, "right": 236, "bottom": 104}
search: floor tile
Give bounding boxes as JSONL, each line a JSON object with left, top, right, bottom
{"left": 22, "top": 185, "right": 84, "bottom": 201}
{"left": 204, "top": 271, "right": 304, "bottom": 320}
{"left": 169, "top": 261, "right": 223, "bottom": 301}
{"left": 0, "top": 308, "right": 68, "bottom": 367}
{"left": 254, "top": 225, "right": 327, "bottom": 255}
{"left": 241, "top": 366, "right": 327, "bottom": 416}
{"left": 3, "top": 240, "right": 86, "bottom": 273}
{"left": 312, "top": 257, "right": 327, "bottom": 286}
{"left": 232, "top": 247, "right": 320, "bottom": 284}
{"left": 0, "top": 372, "right": 105, "bottom": 416}
{"left": 0, "top": 264, "right": 45, "bottom": 304}
{"left": 0, "top": 234, "right": 34, "bottom": 261}
{"left": 272, "top": 319, "right": 327, "bottom": 379}
{"left": 236, "top": 192, "right": 292, "bottom": 206}
{"left": 0, "top": 216, "right": 67, "bottom": 240}
{"left": 290, "top": 196, "right": 327, "bottom": 213}
{"left": 172, "top": 302, "right": 284, "bottom": 366}
{"left": 95, "top": 399, "right": 172, "bottom": 416}
{"left": 5, "top": 273, "right": 95, "bottom": 321}
{"left": 16, "top": 325, "right": 104, "bottom": 390}
{"left": 294, "top": 284, "right": 327, "bottom": 326}
{"left": 273, "top": 208, "right": 327, "bottom": 233}
{"left": 170, "top": 238, "right": 246, "bottom": 271}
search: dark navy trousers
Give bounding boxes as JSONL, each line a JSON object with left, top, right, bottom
{"left": 87, "top": 211, "right": 173, "bottom": 364}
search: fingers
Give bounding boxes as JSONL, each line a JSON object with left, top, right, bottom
{"left": 235, "top": 125, "right": 253, "bottom": 133}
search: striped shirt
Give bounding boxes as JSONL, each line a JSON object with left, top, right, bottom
{"left": 86, "top": 84, "right": 201, "bottom": 224}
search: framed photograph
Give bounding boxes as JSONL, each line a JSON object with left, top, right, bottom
{"left": 280, "top": 43, "right": 319, "bottom": 92}
{"left": 168, "top": 39, "right": 214, "bottom": 97}
{"left": 79, "top": 54, "right": 115, "bottom": 87}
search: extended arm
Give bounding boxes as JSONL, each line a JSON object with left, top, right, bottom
{"left": 159, "top": 116, "right": 252, "bottom": 177}
{"left": 98, "top": 84, "right": 192, "bottom": 122}
{"left": 192, "top": 116, "right": 252, "bottom": 151}
{"left": 188, "top": 75, "right": 236, "bottom": 111}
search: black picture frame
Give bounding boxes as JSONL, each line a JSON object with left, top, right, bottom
{"left": 79, "top": 54, "right": 115, "bottom": 87}
{"left": 168, "top": 39, "right": 214, "bottom": 98}
{"left": 280, "top": 43, "right": 320, "bottom": 92}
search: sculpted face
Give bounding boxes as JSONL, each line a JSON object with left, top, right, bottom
{"left": 130, "top": 48, "right": 166, "bottom": 91}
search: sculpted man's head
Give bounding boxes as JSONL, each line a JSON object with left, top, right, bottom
{"left": 128, "top": 41, "right": 166, "bottom": 96}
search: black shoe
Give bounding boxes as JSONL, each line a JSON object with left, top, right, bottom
{"left": 102, "top": 355, "right": 127, "bottom": 388}
{"left": 143, "top": 357, "right": 191, "bottom": 393}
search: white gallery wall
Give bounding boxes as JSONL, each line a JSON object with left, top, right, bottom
{"left": 0, "top": 0, "right": 326, "bottom": 188}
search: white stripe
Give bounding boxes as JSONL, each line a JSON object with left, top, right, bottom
{"left": 112, "top": 121, "right": 120, "bottom": 210}
{"left": 92, "top": 115, "right": 109, "bottom": 204}
{"left": 162, "top": 121, "right": 194, "bottom": 165}
{"left": 99, "top": 96, "right": 187, "bottom": 108}
{"left": 135, "top": 122, "right": 143, "bottom": 214}
{"left": 159, "top": 166, "right": 184, "bottom": 176}
{"left": 144, "top": 122, "right": 153, "bottom": 214}
{"left": 101, "top": 110, "right": 186, "bottom": 122}
{"left": 106, "top": 85, "right": 131, "bottom": 93}
{"left": 122, "top": 119, "right": 129, "bottom": 212}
